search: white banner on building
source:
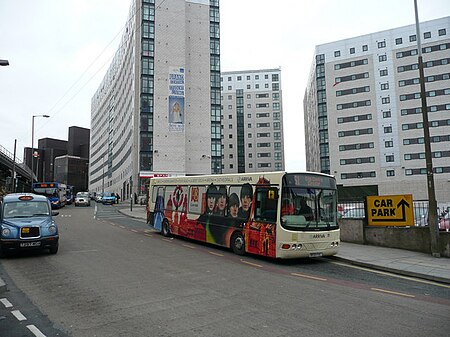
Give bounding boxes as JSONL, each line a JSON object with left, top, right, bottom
{"left": 168, "top": 67, "right": 185, "bottom": 132}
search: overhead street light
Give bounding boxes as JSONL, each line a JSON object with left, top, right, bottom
{"left": 0, "top": 59, "right": 9, "bottom": 66}
{"left": 31, "top": 114, "right": 50, "bottom": 183}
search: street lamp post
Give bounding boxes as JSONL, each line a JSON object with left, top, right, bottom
{"left": 31, "top": 114, "right": 50, "bottom": 183}
{"left": 414, "top": 0, "right": 439, "bottom": 257}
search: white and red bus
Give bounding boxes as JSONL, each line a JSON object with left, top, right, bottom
{"left": 147, "top": 171, "right": 339, "bottom": 259}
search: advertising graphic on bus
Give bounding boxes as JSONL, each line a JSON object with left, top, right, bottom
{"left": 147, "top": 171, "right": 340, "bottom": 259}
{"left": 32, "top": 182, "right": 67, "bottom": 209}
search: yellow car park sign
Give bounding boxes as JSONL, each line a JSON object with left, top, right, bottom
{"left": 366, "top": 194, "right": 414, "bottom": 226}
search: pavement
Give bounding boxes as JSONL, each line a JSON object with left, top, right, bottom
{"left": 1, "top": 203, "right": 449, "bottom": 295}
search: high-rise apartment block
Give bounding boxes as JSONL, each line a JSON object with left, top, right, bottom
{"left": 304, "top": 17, "right": 450, "bottom": 202}
{"left": 90, "top": 0, "right": 220, "bottom": 199}
{"left": 221, "top": 68, "right": 285, "bottom": 173}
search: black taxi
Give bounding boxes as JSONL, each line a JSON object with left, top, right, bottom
{"left": 0, "top": 193, "right": 59, "bottom": 256}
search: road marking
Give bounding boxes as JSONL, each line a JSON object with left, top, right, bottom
{"left": 291, "top": 272, "right": 327, "bottom": 281}
{"left": 131, "top": 229, "right": 138, "bottom": 233}
{"left": 208, "top": 251, "right": 224, "bottom": 257}
{"left": 144, "top": 229, "right": 153, "bottom": 233}
{"left": 68, "top": 249, "right": 99, "bottom": 254}
{"left": 182, "top": 244, "right": 196, "bottom": 249}
{"left": 371, "top": 287, "right": 416, "bottom": 298}
{"left": 119, "top": 225, "right": 126, "bottom": 229}
{"left": 162, "top": 238, "right": 173, "bottom": 243}
{"left": 144, "top": 234, "right": 153, "bottom": 238}
{"left": 27, "top": 324, "right": 47, "bottom": 337}
{"left": 240, "top": 260, "right": 263, "bottom": 268}
{"left": 11, "top": 310, "right": 27, "bottom": 321}
{"left": 0, "top": 298, "right": 12, "bottom": 308}
{"left": 330, "top": 261, "right": 450, "bottom": 288}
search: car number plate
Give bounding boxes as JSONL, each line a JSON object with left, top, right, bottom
{"left": 20, "top": 241, "right": 41, "bottom": 247}
{"left": 309, "top": 252, "right": 323, "bottom": 258}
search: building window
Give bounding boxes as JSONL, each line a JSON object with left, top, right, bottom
{"left": 382, "top": 97, "right": 390, "bottom": 104}
{"left": 395, "top": 37, "right": 403, "bottom": 45}
{"left": 255, "top": 75, "right": 259, "bottom": 80}
{"left": 248, "top": 163, "right": 253, "bottom": 168}
{"left": 334, "top": 50, "right": 341, "bottom": 57}
{"left": 350, "top": 47, "right": 355, "bottom": 54}
{"left": 383, "top": 110, "right": 392, "bottom": 118}
{"left": 377, "top": 41, "right": 386, "bottom": 48}
{"left": 438, "top": 29, "right": 446, "bottom": 36}
{"left": 265, "top": 74, "right": 269, "bottom": 79}
{"left": 379, "top": 55, "right": 387, "bottom": 62}
{"left": 409, "top": 35, "right": 416, "bottom": 42}
{"left": 255, "top": 84, "right": 259, "bottom": 89}
{"left": 228, "top": 86, "right": 232, "bottom": 90}
{"left": 247, "top": 85, "right": 251, "bottom": 89}
{"left": 272, "top": 74, "right": 279, "bottom": 81}
{"left": 362, "top": 45, "right": 368, "bottom": 51}
{"left": 380, "top": 69, "right": 388, "bottom": 76}
{"left": 247, "top": 94, "right": 251, "bottom": 99}
{"left": 386, "top": 155, "right": 395, "bottom": 162}
{"left": 424, "top": 31, "right": 431, "bottom": 39}
{"left": 228, "top": 76, "right": 232, "bottom": 81}
{"left": 387, "top": 170, "right": 395, "bottom": 177}
{"left": 247, "top": 75, "right": 250, "bottom": 80}
{"left": 384, "top": 126, "right": 392, "bottom": 133}
{"left": 272, "top": 83, "right": 280, "bottom": 91}
{"left": 265, "top": 83, "right": 269, "bottom": 88}
{"left": 381, "top": 83, "right": 389, "bottom": 90}
{"left": 385, "top": 140, "right": 394, "bottom": 147}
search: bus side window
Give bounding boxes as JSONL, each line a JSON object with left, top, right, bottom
{"left": 254, "top": 188, "right": 278, "bottom": 222}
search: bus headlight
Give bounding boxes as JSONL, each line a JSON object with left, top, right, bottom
{"left": 48, "top": 225, "right": 57, "bottom": 234}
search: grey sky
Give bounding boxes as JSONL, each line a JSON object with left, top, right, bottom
{"left": 0, "top": 0, "right": 449, "bottom": 171}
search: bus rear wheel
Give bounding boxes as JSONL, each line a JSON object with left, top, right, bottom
{"left": 231, "top": 232, "right": 245, "bottom": 255}
{"left": 162, "top": 220, "right": 171, "bottom": 237}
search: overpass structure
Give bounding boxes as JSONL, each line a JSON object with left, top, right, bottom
{"left": 0, "top": 144, "right": 33, "bottom": 195}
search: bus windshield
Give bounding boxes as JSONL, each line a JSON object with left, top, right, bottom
{"left": 280, "top": 186, "right": 338, "bottom": 231}
{"left": 32, "top": 187, "right": 58, "bottom": 198}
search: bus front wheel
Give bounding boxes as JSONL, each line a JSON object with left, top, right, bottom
{"left": 231, "top": 232, "right": 245, "bottom": 255}
{"left": 162, "top": 220, "right": 171, "bottom": 237}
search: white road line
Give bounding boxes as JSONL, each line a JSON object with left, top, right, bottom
{"left": 0, "top": 298, "right": 13, "bottom": 308}
{"left": 182, "top": 244, "right": 196, "bottom": 249}
{"left": 27, "top": 324, "right": 47, "bottom": 337}
{"left": 208, "top": 251, "right": 224, "bottom": 257}
{"left": 330, "top": 260, "right": 450, "bottom": 288}
{"left": 11, "top": 310, "right": 27, "bottom": 321}
{"left": 371, "top": 287, "right": 416, "bottom": 298}
{"left": 240, "top": 260, "right": 263, "bottom": 268}
{"left": 291, "top": 272, "right": 328, "bottom": 281}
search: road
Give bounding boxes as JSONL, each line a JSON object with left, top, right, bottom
{"left": 1, "top": 203, "right": 449, "bottom": 337}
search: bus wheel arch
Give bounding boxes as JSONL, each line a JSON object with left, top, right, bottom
{"left": 230, "top": 231, "right": 245, "bottom": 255}
{"left": 161, "top": 219, "right": 171, "bottom": 237}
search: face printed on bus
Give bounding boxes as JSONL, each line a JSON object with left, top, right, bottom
{"left": 229, "top": 203, "right": 238, "bottom": 217}
{"left": 207, "top": 195, "right": 216, "bottom": 213}
{"left": 241, "top": 195, "right": 252, "bottom": 211}
{"left": 217, "top": 195, "right": 226, "bottom": 212}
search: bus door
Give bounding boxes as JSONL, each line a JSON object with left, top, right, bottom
{"left": 246, "top": 187, "right": 278, "bottom": 257}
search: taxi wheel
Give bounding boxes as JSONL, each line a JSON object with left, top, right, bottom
{"left": 231, "top": 232, "right": 245, "bottom": 255}
{"left": 162, "top": 219, "right": 171, "bottom": 237}
{"left": 49, "top": 245, "right": 59, "bottom": 254}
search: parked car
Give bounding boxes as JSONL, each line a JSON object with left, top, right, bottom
{"left": 101, "top": 192, "right": 116, "bottom": 205}
{"left": 74, "top": 192, "right": 91, "bottom": 207}
{"left": 95, "top": 194, "right": 103, "bottom": 203}
{"left": 0, "top": 193, "right": 59, "bottom": 256}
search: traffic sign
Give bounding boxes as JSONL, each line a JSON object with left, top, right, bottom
{"left": 367, "top": 194, "right": 414, "bottom": 226}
